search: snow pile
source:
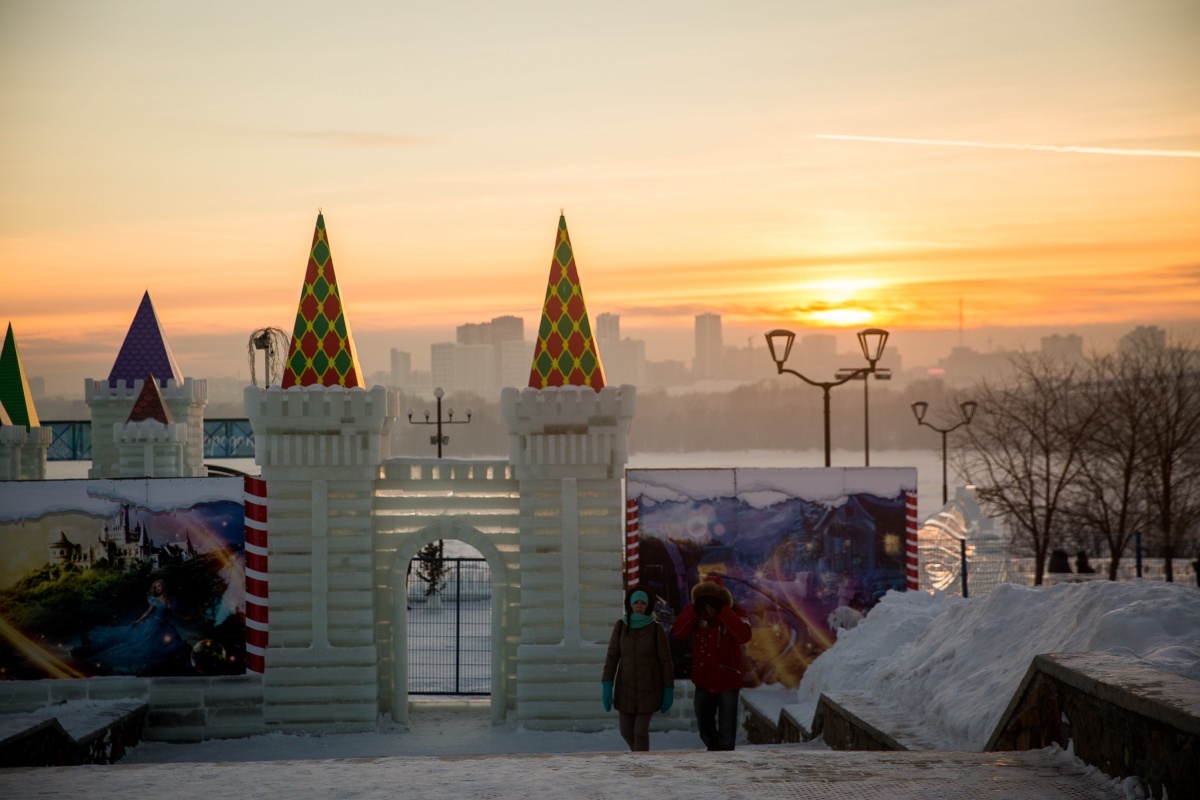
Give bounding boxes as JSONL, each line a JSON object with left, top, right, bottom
{"left": 795, "top": 580, "right": 1200, "bottom": 751}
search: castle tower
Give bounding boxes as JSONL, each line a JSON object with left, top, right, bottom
{"left": 503, "top": 213, "right": 634, "bottom": 730}
{"left": 244, "top": 211, "right": 396, "bottom": 734}
{"left": 113, "top": 373, "right": 189, "bottom": 478}
{"left": 86, "top": 292, "right": 207, "bottom": 478}
{"left": 0, "top": 323, "right": 52, "bottom": 481}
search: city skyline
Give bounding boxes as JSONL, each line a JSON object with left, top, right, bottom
{"left": 3, "top": 2, "right": 1198, "bottom": 395}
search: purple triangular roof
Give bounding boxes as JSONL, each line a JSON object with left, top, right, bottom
{"left": 108, "top": 292, "right": 184, "bottom": 388}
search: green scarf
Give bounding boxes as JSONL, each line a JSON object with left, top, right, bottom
{"left": 623, "top": 612, "right": 656, "bottom": 629}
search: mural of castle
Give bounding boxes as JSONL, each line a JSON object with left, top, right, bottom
{"left": 48, "top": 503, "right": 197, "bottom": 570}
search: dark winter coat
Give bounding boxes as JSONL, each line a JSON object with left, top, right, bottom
{"left": 602, "top": 588, "right": 675, "bottom": 715}
{"left": 671, "top": 577, "right": 752, "bottom": 693}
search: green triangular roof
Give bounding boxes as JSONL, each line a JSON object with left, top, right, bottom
{"left": 527, "top": 214, "right": 606, "bottom": 391}
{"left": 0, "top": 323, "right": 40, "bottom": 429}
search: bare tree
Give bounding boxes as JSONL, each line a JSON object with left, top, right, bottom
{"left": 1135, "top": 341, "right": 1200, "bottom": 582}
{"left": 960, "top": 352, "right": 1101, "bottom": 585}
{"left": 1060, "top": 352, "right": 1152, "bottom": 579}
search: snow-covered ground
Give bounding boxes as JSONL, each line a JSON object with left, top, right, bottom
{"left": 111, "top": 579, "right": 1198, "bottom": 766}
{"left": 8, "top": 581, "right": 1191, "bottom": 799}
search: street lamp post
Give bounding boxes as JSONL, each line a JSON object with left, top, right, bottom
{"left": 836, "top": 364, "right": 892, "bottom": 467}
{"left": 910, "top": 399, "right": 978, "bottom": 505}
{"left": 408, "top": 387, "right": 472, "bottom": 458}
{"left": 765, "top": 328, "right": 890, "bottom": 467}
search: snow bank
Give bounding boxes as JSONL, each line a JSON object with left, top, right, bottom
{"left": 795, "top": 581, "right": 1200, "bottom": 751}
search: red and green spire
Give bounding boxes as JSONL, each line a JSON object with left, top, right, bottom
{"left": 281, "top": 212, "right": 364, "bottom": 389}
{"left": 528, "top": 213, "right": 606, "bottom": 391}
{"left": 0, "top": 323, "right": 40, "bottom": 429}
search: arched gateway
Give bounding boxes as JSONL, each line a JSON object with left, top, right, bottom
{"left": 242, "top": 211, "right": 637, "bottom": 734}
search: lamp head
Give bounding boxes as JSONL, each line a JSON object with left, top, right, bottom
{"left": 765, "top": 329, "right": 795, "bottom": 368}
{"left": 858, "top": 328, "right": 889, "bottom": 364}
{"left": 434, "top": 387, "right": 445, "bottom": 399}
{"left": 911, "top": 401, "right": 929, "bottom": 424}
{"left": 960, "top": 400, "right": 978, "bottom": 424}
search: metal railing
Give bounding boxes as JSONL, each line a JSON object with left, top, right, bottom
{"left": 42, "top": 419, "right": 256, "bottom": 461}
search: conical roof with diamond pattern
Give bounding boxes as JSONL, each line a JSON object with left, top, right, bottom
{"left": 528, "top": 214, "right": 606, "bottom": 391}
{"left": 108, "top": 292, "right": 184, "bottom": 388}
{"left": 282, "top": 213, "right": 364, "bottom": 388}
{"left": 0, "top": 323, "right": 41, "bottom": 429}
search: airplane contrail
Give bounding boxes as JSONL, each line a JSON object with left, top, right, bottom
{"left": 814, "top": 134, "right": 1200, "bottom": 159}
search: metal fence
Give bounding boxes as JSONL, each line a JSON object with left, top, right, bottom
{"left": 43, "top": 418, "right": 257, "bottom": 461}
{"left": 406, "top": 557, "right": 491, "bottom": 695}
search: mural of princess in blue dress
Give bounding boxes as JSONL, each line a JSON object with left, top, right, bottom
{"left": 72, "top": 579, "right": 192, "bottom": 676}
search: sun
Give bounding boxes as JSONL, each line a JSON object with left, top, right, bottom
{"left": 791, "top": 278, "right": 884, "bottom": 327}
{"left": 809, "top": 308, "right": 875, "bottom": 326}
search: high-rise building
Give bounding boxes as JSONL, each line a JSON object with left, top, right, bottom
{"left": 797, "top": 334, "right": 837, "bottom": 377}
{"left": 1041, "top": 334, "right": 1083, "bottom": 363}
{"left": 431, "top": 342, "right": 457, "bottom": 392}
{"left": 390, "top": 349, "right": 412, "bottom": 387}
{"left": 1119, "top": 325, "right": 1166, "bottom": 355}
{"left": 454, "top": 344, "right": 493, "bottom": 398}
{"left": 501, "top": 339, "right": 532, "bottom": 388}
{"left": 694, "top": 313, "right": 723, "bottom": 380}
{"left": 596, "top": 313, "right": 620, "bottom": 343}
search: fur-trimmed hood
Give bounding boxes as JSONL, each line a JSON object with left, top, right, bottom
{"left": 691, "top": 575, "right": 733, "bottom": 608}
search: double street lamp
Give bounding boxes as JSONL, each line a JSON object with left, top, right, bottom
{"left": 766, "top": 328, "right": 890, "bottom": 467}
{"left": 911, "top": 400, "right": 977, "bottom": 505}
{"left": 408, "top": 387, "right": 472, "bottom": 458}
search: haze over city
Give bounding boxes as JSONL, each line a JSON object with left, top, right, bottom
{"left": 2, "top": 1, "right": 1197, "bottom": 396}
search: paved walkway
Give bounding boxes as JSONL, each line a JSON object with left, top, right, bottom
{"left": 0, "top": 747, "right": 1125, "bottom": 799}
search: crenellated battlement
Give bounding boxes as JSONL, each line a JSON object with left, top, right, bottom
{"left": 113, "top": 420, "right": 188, "bottom": 443}
{"left": 0, "top": 426, "right": 52, "bottom": 481}
{"left": 86, "top": 377, "right": 207, "bottom": 404}
{"left": 501, "top": 385, "right": 636, "bottom": 479}
{"left": 243, "top": 384, "right": 398, "bottom": 429}
{"left": 501, "top": 384, "right": 636, "bottom": 429}
{"left": 243, "top": 384, "right": 398, "bottom": 471}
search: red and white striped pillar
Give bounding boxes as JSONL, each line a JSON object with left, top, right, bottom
{"left": 905, "top": 490, "right": 919, "bottom": 591}
{"left": 625, "top": 497, "right": 640, "bottom": 588}
{"left": 243, "top": 476, "right": 268, "bottom": 674}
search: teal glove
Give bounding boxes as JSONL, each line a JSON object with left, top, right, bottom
{"left": 602, "top": 680, "right": 614, "bottom": 712}
{"left": 660, "top": 686, "right": 674, "bottom": 714}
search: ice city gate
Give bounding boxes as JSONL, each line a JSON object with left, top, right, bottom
{"left": 243, "top": 381, "right": 649, "bottom": 733}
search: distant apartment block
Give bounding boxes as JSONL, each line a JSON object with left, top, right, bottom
{"left": 1041, "top": 333, "right": 1084, "bottom": 364}
{"left": 595, "top": 313, "right": 646, "bottom": 387}
{"left": 1119, "top": 325, "right": 1166, "bottom": 355}
{"left": 500, "top": 339, "right": 532, "bottom": 389}
{"left": 390, "top": 349, "right": 412, "bottom": 387}
{"left": 797, "top": 334, "right": 838, "bottom": 377}
{"left": 595, "top": 313, "right": 620, "bottom": 342}
{"left": 694, "top": 313, "right": 723, "bottom": 380}
{"left": 426, "top": 316, "right": 534, "bottom": 399}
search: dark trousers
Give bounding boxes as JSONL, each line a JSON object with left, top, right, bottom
{"left": 693, "top": 686, "right": 739, "bottom": 751}
{"left": 618, "top": 711, "right": 653, "bottom": 752}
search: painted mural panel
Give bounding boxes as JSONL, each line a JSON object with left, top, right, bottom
{"left": 626, "top": 467, "right": 916, "bottom": 689}
{"left": 0, "top": 478, "right": 246, "bottom": 679}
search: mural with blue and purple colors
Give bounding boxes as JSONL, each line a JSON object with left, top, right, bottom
{"left": 627, "top": 467, "right": 916, "bottom": 688}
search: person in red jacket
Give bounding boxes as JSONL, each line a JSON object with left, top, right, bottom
{"left": 670, "top": 573, "right": 752, "bottom": 751}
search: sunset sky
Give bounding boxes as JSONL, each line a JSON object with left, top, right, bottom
{"left": 2, "top": 1, "right": 1198, "bottom": 393}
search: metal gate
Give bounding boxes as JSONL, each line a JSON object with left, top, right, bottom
{"left": 406, "top": 557, "right": 491, "bottom": 695}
